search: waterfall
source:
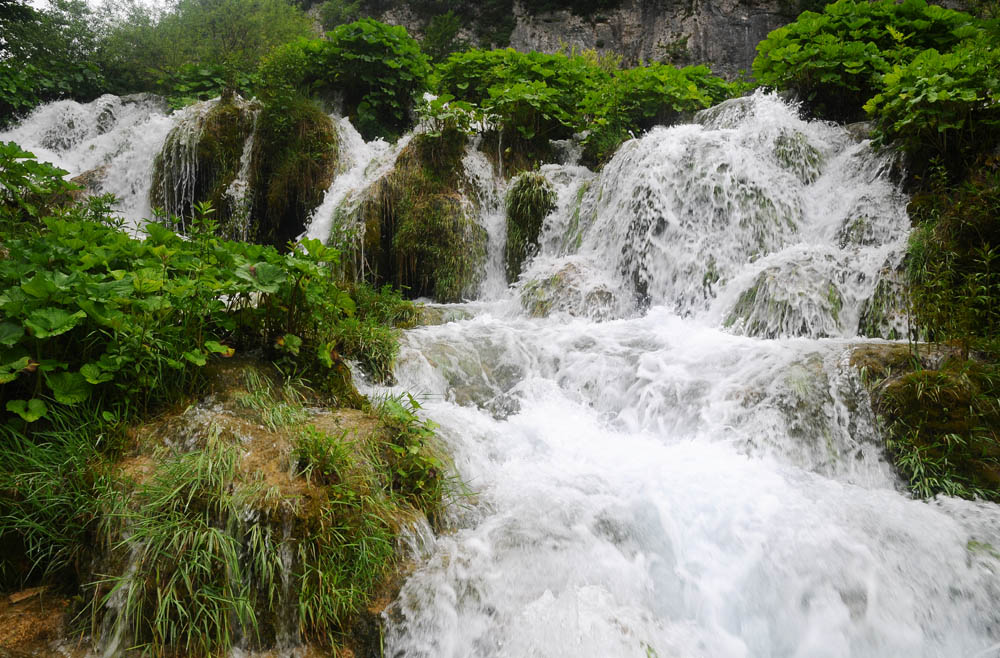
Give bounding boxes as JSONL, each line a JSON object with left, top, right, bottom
{"left": 367, "top": 93, "right": 1000, "bottom": 657}
{"left": 0, "top": 94, "right": 174, "bottom": 230}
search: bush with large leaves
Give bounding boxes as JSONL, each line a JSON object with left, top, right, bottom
{"left": 753, "top": 0, "right": 981, "bottom": 120}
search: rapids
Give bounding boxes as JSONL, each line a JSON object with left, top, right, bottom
{"left": 353, "top": 94, "right": 1000, "bottom": 657}
{"left": 5, "top": 91, "right": 1000, "bottom": 657}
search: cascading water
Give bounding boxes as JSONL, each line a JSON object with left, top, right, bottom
{"left": 331, "top": 93, "right": 1000, "bottom": 657}
{"left": 0, "top": 94, "right": 174, "bottom": 228}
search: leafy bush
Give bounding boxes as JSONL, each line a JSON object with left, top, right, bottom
{"left": 0, "top": 203, "right": 364, "bottom": 428}
{"left": 0, "top": 142, "right": 78, "bottom": 230}
{"left": 581, "top": 63, "right": 731, "bottom": 164}
{"left": 753, "top": 0, "right": 982, "bottom": 120}
{"left": 158, "top": 63, "right": 256, "bottom": 109}
{"left": 865, "top": 41, "right": 1000, "bottom": 173}
{"left": 434, "top": 48, "right": 607, "bottom": 164}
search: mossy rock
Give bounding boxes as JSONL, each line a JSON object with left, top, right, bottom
{"left": 87, "top": 360, "right": 445, "bottom": 657}
{"left": 251, "top": 94, "right": 339, "bottom": 248}
{"left": 505, "top": 172, "right": 556, "bottom": 283}
{"left": 343, "top": 130, "right": 487, "bottom": 302}
{"left": 151, "top": 98, "right": 259, "bottom": 239}
{"left": 519, "top": 261, "right": 617, "bottom": 320}
{"left": 151, "top": 95, "right": 338, "bottom": 248}
{"left": 852, "top": 344, "right": 1000, "bottom": 500}
{"left": 724, "top": 258, "right": 844, "bottom": 338}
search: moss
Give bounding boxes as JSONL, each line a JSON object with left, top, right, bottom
{"left": 505, "top": 172, "right": 557, "bottom": 282}
{"left": 150, "top": 98, "right": 258, "bottom": 237}
{"left": 343, "top": 129, "right": 487, "bottom": 302}
{"left": 251, "top": 94, "right": 339, "bottom": 248}
{"left": 84, "top": 361, "right": 447, "bottom": 657}
{"left": 853, "top": 345, "right": 1000, "bottom": 501}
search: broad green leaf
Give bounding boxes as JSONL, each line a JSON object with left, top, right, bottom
{"left": 24, "top": 308, "right": 87, "bottom": 338}
{"left": 0, "top": 322, "right": 24, "bottom": 346}
{"left": 6, "top": 398, "right": 47, "bottom": 422}
{"left": 183, "top": 351, "right": 207, "bottom": 366}
{"left": 46, "top": 371, "right": 92, "bottom": 404}
{"left": 81, "top": 362, "right": 115, "bottom": 385}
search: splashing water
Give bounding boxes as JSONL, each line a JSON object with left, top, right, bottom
{"left": 370, "top": 94, "right": 1000, "bottom": 657}
{"left": 1, "top": 94, "right": 174, "bottom": 229}
{"left": 304, "top": 117, "right": 403, "bottom": 245}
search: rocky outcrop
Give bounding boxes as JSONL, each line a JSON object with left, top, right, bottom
{"left": 342, "top": 130, "right": 488, "bottom": 302}
{"left": 509, "top": 0, "right": 796, "bottom": 77}
{"left": 375, "top": 0, "right": 802, "bottom": 78}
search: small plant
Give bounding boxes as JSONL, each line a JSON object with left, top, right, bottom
{"left": 0, "top": 142, "right": 78, "bottom": 230}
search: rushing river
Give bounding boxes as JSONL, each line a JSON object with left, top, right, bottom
{"left": 6, "top": 92, "right": 1000, "bottom": 658}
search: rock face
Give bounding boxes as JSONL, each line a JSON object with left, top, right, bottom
{"left": 509, "top": 0, "right": 795, "bottom": 77}
{"left": 375, "top": 0, "right": 800, "bottom": 78}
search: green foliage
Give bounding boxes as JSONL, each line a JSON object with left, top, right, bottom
{"left": 261, "top": 20, "right": 430, "bottom": 140}
{"left": 318, "top": 0, "right": 363, "bottom": 30}
{"left": 0, "top": 199, "right": 361, "bottom": 425}
{"left": 158, "top": 63, "right": 256, "bottom": 109}
{"left": 753, "top": 0, "right": 982, "bottom": 120}
{"left": 0, "top": 142, "right": 78, "bottom": 230}
{"left": 422, "top": 10, "right": 466, "bottom": 62}
{"left": 97, "top": 433, "right": 269, "bottom": 657}
{"left": 322, "top": 19, "right": 430, "bottom": 139}
{"left": 0, "top": 405, "right": 116, "bottom": 588}
{"left": 376, "top": 392, "right": 450, "bottom": 515}
{"left": 432, "top": 47, "right": 732, "bottom": 169}
{"left": 865, "top": 41, "right": 1000, "bottom": 173}
{"left": 581, "top": 63, "right": 731, "bottom": 164}
{"left": 0, "top": 0, "right": 104, "bottom": 123}
{"left": 906, "top": 158, "right": 1000, "bottom": 353}
{"left": 873, "top": 359, "right": 1000, "bottom": 501}
{"left": 95, "top": 0, "right": 311, "bottom": 96}
{"left": 505, "top": 172, "right": 556, "bottom": 281}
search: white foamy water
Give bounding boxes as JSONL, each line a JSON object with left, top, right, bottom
{"left": 1, "top": 94, "right": 174, "bottom": 229}
{"left": 304, "top": 117, "right": 402, "bottom": 244}
{"left": 368, "top": 94, "right": 1000, "bottom": 657}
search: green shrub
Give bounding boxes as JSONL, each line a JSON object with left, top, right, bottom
{"left": 0, "top": 205, "right": 358, "bottom": 425}
{"left": 0, "top": 142, "right": 78, "bottom": 230}
{"left": 581, "top": 63, "right": 731, "bottom": 164}
{"left": 865, "top": 41, "right": 1000, "bottom": 174}
{"left": 505, "top": 172, "right": 556, "bottom": 281}
{"left": 753, "top": 0, "right": 982, "bottom": 120}
{"left": 260, "top": 20, "right": 430, "bottom": 140}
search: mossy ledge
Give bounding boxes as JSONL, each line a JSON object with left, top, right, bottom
{"left": 852, "top": 343, "right": 1000, "bottom": 501}
{"left": 2, "top": 360, "right": 448, "bottom": 657}
{"left": 341, "top": 128, "right": 487, "bottom": 302}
